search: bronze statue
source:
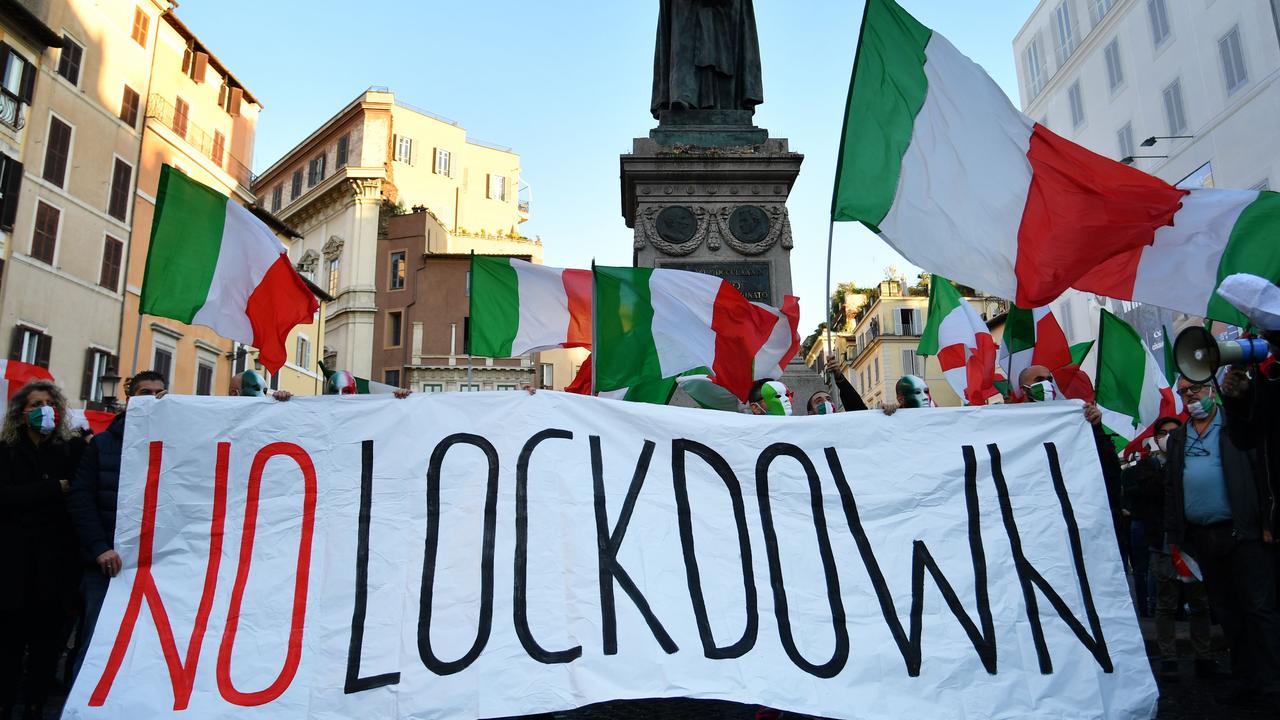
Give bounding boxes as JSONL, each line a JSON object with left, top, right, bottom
{"left": 651, "top": 0, "right": 764, "bottom": 121}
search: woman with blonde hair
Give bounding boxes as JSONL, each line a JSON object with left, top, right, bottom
{"left": 0, "top": 380, "right": 84, "bottom": 719}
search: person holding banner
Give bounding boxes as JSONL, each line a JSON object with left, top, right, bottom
{"left": 814, "top": 356, "right": 868, "bottom": 413}
{"left": 0, "top": 380, "right": 85, "bottom": 720}
{"left": 229, "top": 369, "right": 292, "bottom": 401}
{"left": 66, "top": 370, "right": 168, "bottom": 681}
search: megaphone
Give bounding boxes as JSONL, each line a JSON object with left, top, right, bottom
{"left": 1173, "top": 326, "right": 1272, "bottom": 383}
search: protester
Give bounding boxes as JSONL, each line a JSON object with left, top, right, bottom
{"left": 0, "top": 380, "right": 85, "bottom": 719}
{"left": 1132, "top": 416, "right": 1215, "bottom": 681}
{"left": 66, "top": 370, "right": 168, "bottom": 680}
{"left": 1164, "top": 375, "right": 1280, "bottom": 703}
{"left": 230, "top": 368, "right": 292, "bottom": 400}
{"left": 327, "top": 369, "right": 413, "bottom": 399}
{"left": 879, "top": 374, "right": 936, "bottom": 417}
{"left": 748, "top": 379, "right": 793, "bottom": 416}
{"left": 812, "top": 356, "right": 868, "bottom": 413}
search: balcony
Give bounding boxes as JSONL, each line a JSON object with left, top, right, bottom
{"left": 0, "top": 91, "right": 24, "bottom": 131}
{"left": 147, "top": 94, "right": 254, "bottom": 190}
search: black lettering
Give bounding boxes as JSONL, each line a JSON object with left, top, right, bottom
{"left": 825, "top": 446, "right": 996, "bottom": 676}
{"left": 990, "top": 442, "right": 1113, "bottom": 673}
{"left": 344, "top": 440, "right": 400, "bottom": 693}
{"left": 671, "top": 439, "right": 757, "bottom": 659}
{"left": 514, "top": 429, "right": 583, "bottom": 664}
{"left": 590, "top": 435, "right": 678, "bottom": 655}
{"left": 417, "top": 434, "right": 499, "bottom": 675}
{"left": 756, "top": 443, "right": 848, "bottom": 678}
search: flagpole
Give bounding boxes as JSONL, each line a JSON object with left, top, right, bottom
{"left": 823, "top": 220, "right": 835, "bottom": 390}
{"left": 590, "top": 258, "right": 597, "bottom": 396}
{"left": 467, "top": 249, "right": 474, "bottom": 390}
{"left": 128, "top": 311, "right": 143, "bottom": 376}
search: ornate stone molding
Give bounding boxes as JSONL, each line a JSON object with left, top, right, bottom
{"left": 322, "top": 235, "right": 344, "bottom": 260}
{"left": 711, "top": 205, "right": 791, "bottom": 256}
{"left": 634, "top": 204, "right": 709, "bottom": 256}
{"left": 346, "top": 178, "right": 383, "bottom": 202}
{"left": 297, "top": 249, "right": 320, "bottom": 274}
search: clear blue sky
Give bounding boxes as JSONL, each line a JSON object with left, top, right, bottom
{"left": 179, "top": 0, "right": 1039, "bottom": 334}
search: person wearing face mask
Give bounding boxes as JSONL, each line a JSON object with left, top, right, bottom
{"left": 812, "top": 356, "right": 869, "bottom": 414}
{"left": 1164, "top": 375, "right": 1280, "bottom": 705}
{"left": 747, "top": 379, "right": 793, "bottom": 416}
{"left": 230, "top": 369, "right": 293, "bottom": 401}
{"left": 66, "top": 370, "right": 168, "bottom": 682}
{"left": 0, "top": 380, "right": 85, "bottom": 720}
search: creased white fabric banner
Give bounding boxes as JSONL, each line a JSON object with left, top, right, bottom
{"left": 64, "top": 393, "right": 1157, "bottom": 719}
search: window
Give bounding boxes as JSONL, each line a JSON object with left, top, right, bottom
{"left": 1163, "top": 78, "right": 1187, "bottom": 135}
{"left": 0, "top": 46, "right": 35, "bottom": 129}
{"left": 1104, "top": 39, "right": 1123, "bottom": 92}
{"left": 459, "top": 383, "right": 481, "bottom": 392}
{"left": 895, "top": 308, "right": 920, "bottom": 335}
{"left": 488, "top": 174, "right": 508, "bottom": 201}
{"left": 1177, "top": 161, "right": 1214, "bottom": 190}
{"left": 56, "top": 35, "right": 83, "bottom": 86}
{"left": 1147, "top": 0, "right": 1170, "bottom": 48}
{"left": 0, "top": 152, "right": 23, "bottom": 231}
{"left": 384, "top": 369, "right": 401, "bottom": 387}
{"left": 152, "top": 345, "right": 173, "bottom": 385}
{"left": 307, "top": 154, "right": 325, "bottom": 186}
{"left": 290, "top": 169, "right": 303, "bottom": 200}
{"left": 873, "top": 357, "right": 880, "bottom": 384}
{"left": 421, "top": 383, "right": 443, "bottom": 393}
{"left": 195, "top": 362, "right": 214, "bottom": 396}
{"left": 1088, "top": 0, "right": 1115, "bottom": 26}
{"left": 496, "top": 383, "right": 519, "bottom": 391}
{"left": 131, "top": 6, "right": 150, "bottom": 47}
{"left": 271, "top": 185, "right": 282, "bottom": 212}
{"left": 434, "top": 148, "right": 451, "bottom": 176}
{"left": 1052, "top": 1, "right": 1078, "bottom": 66}
{"left": 295, "top": 336, "right": 311, "bottom": 369}
{"left": 13, "top": 326, "right": 51, "bottom": 367}
{"left": 1067, "top": 81, "right": 1085, "bottom": 129}
{"left": 1117, "top": 122, "right": 1135, "bottom": 160}
{"left": 172, "top": 97, "right": 189, "bottom": 138}
{"left": 389, "top": 251, "right": 405, "bottom": 290}
{"left": 31, "top": 201, "right": 59, "bottom": 263}
{"left": 336, "top": 134, "right": 349, "bottom": 168}
{"left": 539, "top": 363, "right": 554, "bottom": 388}
{"left": 43, "top": 115, "right": 72, "bottom": 188}
{"left": 1022, "top": 35, "right": 1047, "bottom": 98}
{"left": 108, "top": 158, "right": 132, "bottom": 221}
{"left": 387, "top": 311, "right": 402, "bottom": 347}
{"left": 82, "top": 348, "right": 111, "bottom": 402}
{"left": 394, "top": 135, "right": 413, "bottom": 164}
{"left": 120, "top": 86, "right": 140, "bottom": 128}
{"left": 99, "top": 234, "right": 123, "bottom": 290}
{"left": 216, "top": 83, "right": 243, "bottom": 116}
{"left": 327, "top": 257, "right": 340, "bottom": 295}
{"left": 211, "top": 131, "right": 225, "bottom": 167}
{"left": 182, "top": 48, "right": 208, "bottom": 83}
{"left": 1219, "top": 27, "right": 1248, "bottom": 94}
{"left": 902, "top": 349, "right": 922, "bottom": 377}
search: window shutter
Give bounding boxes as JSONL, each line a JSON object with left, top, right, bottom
{"left": 8, "top": 326, "right": 22, "bottom": 360}
{"left": 392, "top": 134, "right": 399, "bottom": 161}
{"left": 432, "top": 147, "right": 439, "bottom": 174}
{"left": 19, "top": 59, "right": 35, "bottom": 103}
{"left": 0, "top": 44, "right": 11, "bottom": 83}
{"left": 81, "top": 347, "right": 95, "bottom": 399}
{"left": 217, "top": 83, "right": 226, "bottom": 107}
{"left": 35, "top": 332, "right": 51, "bottom": 368}
{"left": 486, "top": 174, "right": 492, "bottom": 199}
{"left": 0, "top": 156, "right": 21, "bottom": 231}
{"left": 181, "top": 47, "right": 191, "bottom": 74}
{"left": 192, "top": 52, "right": 209, "bottom": 83}
{"left": 409, "top": 140, "right": 417, "bottom": 167}
{"left": 228, "top": 87, "right": 243, "bottom": 117}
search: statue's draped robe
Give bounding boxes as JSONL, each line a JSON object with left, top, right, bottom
{"left": 651, "top": 0, "right": 764, "bottom": 119}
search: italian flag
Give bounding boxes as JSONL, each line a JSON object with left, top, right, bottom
{"left": 0, "top": 359, "right": 53, "bottom": 401}
{"left": 834, "top": 0, "right": 1280, "bottom": 322}
{"left": 140, "top": 166, "right": 318, "bottom": 373}
{"left": 593, "top": 266, "right": 796, "bottom": 401}
{"left": 564, "top": 354, "right": 679, "bottom": 405}
{"left": 917, "top": 276, "right": 999, "bottom": 406}
{"left": 319, "top": 362, "right": 399, "bottom": 395}
{"left": 1089, "top": 310, "right": 1183, "bottom": 455}
{"left": 469, "top": 256, "right": 592, "bottom": 357}
{"left": 69, "top": 408, "right": 117, "bottom": 435}
{"left": 998, "top": 306, "right": 1094, "bottom": 401}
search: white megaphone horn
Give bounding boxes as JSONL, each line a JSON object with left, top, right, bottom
{"left": 1173, "top": 326, "right": 1272, "bottom": 384}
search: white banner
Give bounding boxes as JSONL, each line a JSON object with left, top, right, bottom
{"left": 65, "top": 393, "right": 1157, "bottom": 719}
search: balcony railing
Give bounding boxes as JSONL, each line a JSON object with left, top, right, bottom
{"left": 147, "top": 94, "right": 254, "bottom": 189}
{"left": 0, "top": 91, "right": 24, "bottom": 131}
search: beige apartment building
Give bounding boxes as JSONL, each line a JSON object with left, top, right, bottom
{"left": 253, "top": 87, "right": 538, "bottom": 380}
{"left": 0, "top": 0, "right": 160, "bottom": 408}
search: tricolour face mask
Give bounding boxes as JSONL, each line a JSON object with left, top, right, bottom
{"left": 239, "top": 370, "right": 268, "bottom": 397}
{"left": 1022, "top": 380, "right": 1059, "bottom": 402}
{"left": 815, "top": 400, "right": 835, "bottom": 415}
{"left": 897, "top": 375, "right": 933, "bottom": 408}
{"left": 1186, "top": 395, "right": 1216, "bottom": 419}
{"left": 26, "top": 406, "right": 58, "bottom": 436}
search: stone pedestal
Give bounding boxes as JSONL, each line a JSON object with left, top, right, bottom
{"left": 622, "top": 136, "right": 827, "bottom": 414}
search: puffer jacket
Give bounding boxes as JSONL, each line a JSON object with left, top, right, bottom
{"left": 68, "top": 412, "right": 125, "bottom": 562}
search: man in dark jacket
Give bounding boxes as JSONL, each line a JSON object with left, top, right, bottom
{"left": 1165, "top": 375, "right": 1280, "bottom": 703}
{"left": 66, "top": 370, "right": 167, "bottom": 678}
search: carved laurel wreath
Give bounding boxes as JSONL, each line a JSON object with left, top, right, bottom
{"left": 635, "top": 205, "right": 709, "bottom": 256}
{"left": 711, "top": 205, "right": 792, "bottom": 256}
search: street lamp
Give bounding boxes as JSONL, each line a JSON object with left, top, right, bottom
{"left": 1140, "top": 135, "right": 1193, "bottom": 147}
{"left": 99, "top": 362, "right": 122, "bottom": 413}
{"left": 1121, "top": 155, "right": 1169, "bottom": 165}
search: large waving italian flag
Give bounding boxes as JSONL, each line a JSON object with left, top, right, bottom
{"left": 834, "top": 0, "right": 1280, "bottom": 323}
{"left": 140, "top": 166, "right": 318, "bottom": 373}
{"left": 469, "top": 256, "right": 592, "bottom": 357}
{"left": 0, "top": 359, "right": 53, "bottom": 401}
{"left": 1089, "top": 310, "right": 1184, "bottom": 455}
{"left": 917, "top": 277, "right": 999, "bottom": 406}
{"left": 593, "top": 266, "right": 797, "bottom": 401}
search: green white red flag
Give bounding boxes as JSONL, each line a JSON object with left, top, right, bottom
{"left": 918, "top": 276, "right": 999, "bottom": 405}
{"left": 592, "top": 266, "right": 799, "bottom": 401}
{"left": 833, "top": 0, "right": 1280, "bottom": 324}
{"left": 1089, "top": 310, "right": 1184, "bottom": 455}
{"left": 469, "top": 256, "right": 592, "bottom": 357}
{"left": 0, "top": 359, "right": 52, "bottom": 401}
{"left": 139, "top": 166, "right": 318, "bottom": 373}
{"left": 998, "top": 306, "right": 1094, "bottom": 401}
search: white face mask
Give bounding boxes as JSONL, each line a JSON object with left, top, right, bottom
{"left": 1156, "top": 436, "right": 1169, "bottom": 454}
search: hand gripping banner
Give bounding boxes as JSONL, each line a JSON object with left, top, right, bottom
{"left": 65, "top": 393, "right": 1157, "bottom": 719}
